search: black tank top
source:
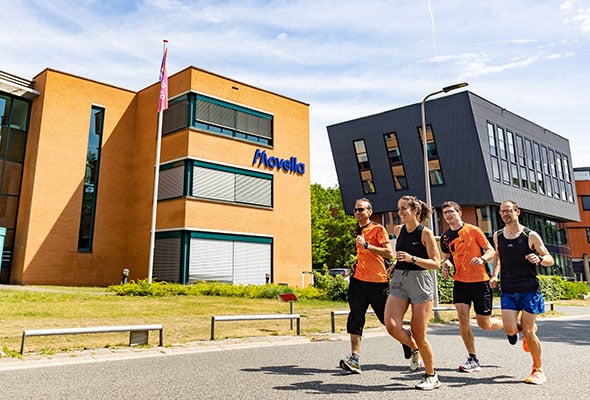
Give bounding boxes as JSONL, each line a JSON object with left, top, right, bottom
{"left": 395, "top": 224, "right": 428, "bottom": 271}
{"left": 496, "top": 227, "right": 539, "bottom": 293}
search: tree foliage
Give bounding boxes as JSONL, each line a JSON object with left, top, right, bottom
{"left": 310, "top": 184, "right": 357, "bottom": 270}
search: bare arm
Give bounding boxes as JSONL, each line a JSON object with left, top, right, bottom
{"left": 441, "top": 252, "right": 452, "bottom": 278}
{"left": 490, "top": 232, "right": 501, "bottom": 288}
{"left": 417, "top": 227, "right": 441, "bottom": 270}
{"left": 527, "top": 231, "right": 555, "bottom": 267}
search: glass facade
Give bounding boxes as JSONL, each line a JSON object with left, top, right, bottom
{"left": 486, "top": 121, "right": 574, "bottom": 204}
{"left": 0, "top": 92, "right": 29, "bottom": 280}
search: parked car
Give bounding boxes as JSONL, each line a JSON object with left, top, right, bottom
{"left": 328, "top": 268, "right": 350, "bottom": 281}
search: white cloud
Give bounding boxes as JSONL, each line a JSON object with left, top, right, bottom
{"left": 0, "top": 0, "right": 589, "bottom": 187}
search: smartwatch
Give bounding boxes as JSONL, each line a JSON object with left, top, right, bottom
{"left": 411, "top": 256, "right": 417, "bottom": 264}
{"left": 363, "top": 242, "right": 369, "bottom": 249}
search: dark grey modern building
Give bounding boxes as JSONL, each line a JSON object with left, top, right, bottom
{"left": 327, "top": 90, "right": 579, "bottom": 276}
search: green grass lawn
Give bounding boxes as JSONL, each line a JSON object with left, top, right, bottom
{"left": 1, "top": 285, "right": 587, "bottom": 357}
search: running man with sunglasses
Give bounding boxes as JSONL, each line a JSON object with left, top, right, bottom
{"left": 339, "top": 198, "right": 394, "bottom": 374}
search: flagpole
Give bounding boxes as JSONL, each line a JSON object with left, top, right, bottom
{"left": 147, "top": 40, "right": 168, "bottom": 284}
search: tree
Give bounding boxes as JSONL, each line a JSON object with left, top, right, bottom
{"left": 310, "top": 184, "right": 357, "bottom": 270}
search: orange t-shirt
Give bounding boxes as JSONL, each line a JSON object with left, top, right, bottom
{"left": 440, "top": 223, "right": 491, "bottom": 283}
{"left": 354, "top": 222, "right": 390, "bottom": 283}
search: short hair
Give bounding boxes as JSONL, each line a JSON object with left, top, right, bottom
{"left": 355, "top": 197, "right": 372, "bottom": 210}
{"left": 441, "top": 201, "right": 461, "bottom": 212}
{"left": 501, "top": 200, "right": 519, "bottom": 210}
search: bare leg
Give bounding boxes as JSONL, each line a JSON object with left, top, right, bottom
{"left": 384, "top": 295, "right": 417, "bottom": 349}
{"left": 350, "top": 333, "right": 361, "bottom": 355}
{"left": 455, "top": 303, "right": 475, "bottom": 354}
{"left": 521, "top": 311, "right": 542, "bottom": 370}
{"left": 410, "top": 300, "right": 435, "bottom": 375}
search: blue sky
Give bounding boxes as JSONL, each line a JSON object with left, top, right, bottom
{"left": 2, "top": 0, "right": 589, "bottom": 187}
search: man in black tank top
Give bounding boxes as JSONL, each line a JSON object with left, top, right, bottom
{"left": 492, "top": 200, "right": 554, "bottom": 385}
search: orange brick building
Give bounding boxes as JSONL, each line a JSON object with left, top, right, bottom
{"left": 0, "top": 67, "right": 311, "bottom": 287}
{"left": 567, "top": 167, "right": 590, "bottom": 280}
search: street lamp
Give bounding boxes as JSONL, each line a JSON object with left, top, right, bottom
{"left": 420, "top": 82, "right": 468, "bottom": 228}
{"left": 420, "top": 82, "right": 468, "bottom": 318}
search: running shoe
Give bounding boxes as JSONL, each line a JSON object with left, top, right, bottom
{"left": 459, "top": 357, "right": 481, "bottom": 373}
{"left": 525, "top": 369, "right": 547, "bottom": 385}
{"left": 415, "top": 373, "right": 441, "bottom": 390}
{"left": 339, "top": 354, "right": 361, "bottom": 374}
{"left": 507, "top": 334, "right": 518, "bottom": 345}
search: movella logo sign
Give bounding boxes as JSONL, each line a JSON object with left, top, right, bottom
{"left": 252, "top": 148, "right": 305, "bottom": 175}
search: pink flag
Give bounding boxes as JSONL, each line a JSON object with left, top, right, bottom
{"left": 158, "top": 41, "right": 168, "bottom": 112}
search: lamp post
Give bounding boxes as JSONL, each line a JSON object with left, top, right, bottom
{"left": 420, "top": 82, "right": 468, "bottom": 318}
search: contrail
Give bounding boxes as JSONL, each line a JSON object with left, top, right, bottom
{"left": 428, "top": 0, "right": 436, "bottom": 52}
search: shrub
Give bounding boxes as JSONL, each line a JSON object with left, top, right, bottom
{"left": 436, "top": 269, "right": 454, "bottom": 304}
{"left": 538, "top": 275, "right": 564, "bottom": 301}
{"left": 561, "top": 280, "right": 589, "bottom": 299}
{"left": 312, "top": 270, "right": 348, "bottom": 302}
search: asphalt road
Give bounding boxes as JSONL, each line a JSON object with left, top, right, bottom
{"left": 1, "top": 311, "right": 589, "bottom": 400}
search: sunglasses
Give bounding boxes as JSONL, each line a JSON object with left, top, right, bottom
{"left": 354, "top": 207, "right": 367, "bottom": 213}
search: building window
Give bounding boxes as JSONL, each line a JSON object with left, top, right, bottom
{"left": 533, "top": 142, "right": 542, "bottom": 172}
{"left": 563, "top": 155, "right": 571, "bottom": 182}
{"left": 537, "top": 172, "right": 545, "bottom": 195}
{"left": 487, "top": 123, "right": 500, "bottom": 182}
{"left": 545, "top": 174, "right": 552, "bottom": 196}
{"left": 153, "top": 231, "right": 272, "bottom": 285}
{"left": 192, "top": 160, "right": 272, "bottom": 207}
{"left": 548, "top": 149, "right": 556, "bottom": 177}
{"left": 158, "top": 161, "right": 186, "bottom": 200}
{"left": 511, "top": 163, "right": 520, "bottom": 187}
{"left": 78, "top": 106, "right": 104, "bottom": 251}
{"left": 556, "top": 152, "right": 564, "bottom": 179}
{"left": 487, "top": 122, "right": 497, "bottom": 156}
{"left": 541, "top": 145, "right": 549, "bottom": 174}
{"left": 525, "top": 139, "right": 534, "bottom": 169}
{"left": 582, "top": 196, "right": 590, "bottom": 210}
{"left": 163, "top": 93, "right": 274, "bottom": 146}
{"left": 506, "top": 130, "right": 517, "bottom": 163}
{"left": 0, "top": 93, "right": 30, "bottom": 271}
{"left": 353, "top": 139, "right": 376, "bottom": 194}
{"left": 188, "top": 232, "right": 272, "bottom": 285}
{"left": 529, "top": 169, "right": 537, "bottom": 192}
{"left": 497, "top": 126, "right": 507, "bottom": 159}
{"left": 497, "top": 127, "right": 511, "bottom": 184}
{"left": 418, "top": 125, "right": 445, "bottom": 186}
{"left": 384, "top": 133, "right": 408, "bottom": 190}
{"left": 501, "top": 160, "right": 510, "bottom": 185}
{"left": 516, "top": 135, "right": 526, "bottom": 167}
{"left": 567, "top": 183, "right": 574, "bottom": 203}
{"left": 520, "top": 166, "right": 529, "bottom": 189}
{"left": 158, "top": 159, "right": 272, "bottom": 207}
{"left": 586, "top": 228, "right": 590, "bottom": 243}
